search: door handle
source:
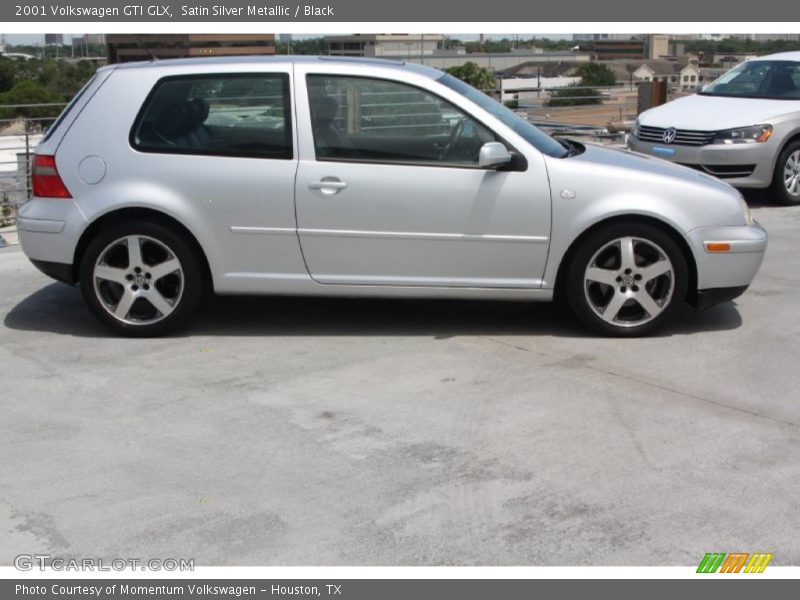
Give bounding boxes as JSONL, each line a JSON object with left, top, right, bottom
{"left": 308, "top": 178, "right": 347, "bottom": 193}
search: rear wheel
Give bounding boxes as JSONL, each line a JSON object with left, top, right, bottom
{"left": 771, "top": 140, "right": 800, "bottom": 205}
{"left": 565, "top": 222, "right": 688, "bottom": 337}
{"left": 79, "top": 220, "right": 204, "bottom": 337}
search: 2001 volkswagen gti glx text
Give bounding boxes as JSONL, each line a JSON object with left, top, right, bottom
{"left": 18, "top": 56, "right": 767, "bottom": 337}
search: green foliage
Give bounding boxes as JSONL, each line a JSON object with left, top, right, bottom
{"left": 678, "top": 36, "right": 800, "bottom": 60}
{"left": 546, "top": 63, "right": 616, "bottom": 107}
{"left": 445, "top": 62, "right": 497, "bottom": 90}
{"left": 0, "top": 58, "right": 14, "bottom": 93}
{"left": 575, "top": 62, "right": 617, "bottom": 87}
{"left": 0, "top": 53, "right": 99, "bottom": 127}
{"left": 38, "top": 59, "right": 98, "bottom": 99}
{"left": 0, "top": 81, "right": 64, "bottom": 120}
{"left": 1, "top": 193, "right": 11, "bottom": 227}
{"left": 546, "top": 81, "right": 602, "bottom": 107}
{"left": 459, "top": 37, "right": 576, "bottom": 53}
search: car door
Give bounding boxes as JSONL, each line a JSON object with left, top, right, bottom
{"left": 128, "top": 69, "right": 305, "bottom": 288}
{"left": 293, "top": 65, "right": 551, "bottom": 288}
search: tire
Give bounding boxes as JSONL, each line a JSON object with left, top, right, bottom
{"left": 771, "top": 140, "right": 800, "bottom": 206}
{"left": 565, "top": 222, "right": 688, "bottom": 337}
{"left": 79, "top": 220, "right": 204, "bottom": 337}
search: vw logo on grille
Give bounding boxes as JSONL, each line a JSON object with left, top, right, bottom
{"left": 662, "top": 127, "right": 678, "bottom": 144}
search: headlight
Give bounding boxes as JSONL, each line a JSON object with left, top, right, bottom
{"left": 740, "top": 194, "right": 754, "bottom": 226}
{"left": 711, "top": 125, "right": 772, "bottom": 145}
{"left": 630, "top": 119, "right": 640, "bottom": 138}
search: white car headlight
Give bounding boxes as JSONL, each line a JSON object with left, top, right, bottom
{"left": 630, "top": 118, "right": 640, "bottom": 138}
{"left": 711, "top": 125, "right": 772, "bottom": 145}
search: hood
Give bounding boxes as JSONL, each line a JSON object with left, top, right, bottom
{"left": 639, "top": 93, "right": 800, "bottom": 130}
{"left": 568, "top": 142, "right": 735, "bottom": 194}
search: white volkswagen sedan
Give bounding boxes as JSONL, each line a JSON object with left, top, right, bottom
{"left": 18, "top": 56, "right": 766, "bottom": 337}
{"left": 629, "top": 51, "right": 800, "bottom": 205}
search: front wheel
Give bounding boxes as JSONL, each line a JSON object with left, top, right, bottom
{"left": 771, "top": 140, "right": 800, "bottom": 205}
{"left": 565, "top": 223, "right": 688, "bottom": 337}
{"left": 79, "top": 220, "right": 204, "bottom": 337}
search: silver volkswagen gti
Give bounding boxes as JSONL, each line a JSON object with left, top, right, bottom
{"left": 17, "top": 56, "right": 767, "bottom": 337}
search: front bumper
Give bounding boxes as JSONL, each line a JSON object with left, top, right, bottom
{"left": 694, "top": 286, "right": 749, "bottom": 310}
{"left": 628, "top": 136, "right": 777, "bottom": 188}
{"left": 688, "top": 220, "right": 768, "bottom": 293}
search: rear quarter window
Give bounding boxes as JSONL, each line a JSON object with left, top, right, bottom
{"left": 130, "top": 72, "right": 292, "bottom": 160}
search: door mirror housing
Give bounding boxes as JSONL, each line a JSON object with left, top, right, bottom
{"left": 478, "top": 142, "right": 513, "bottom": 169}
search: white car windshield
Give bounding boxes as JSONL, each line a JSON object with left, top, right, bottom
{"left": 701, "top": 60, "right": 800, "bottom": 99}
{"left": 437, "top": 73, "right": 569, "bottom": 158}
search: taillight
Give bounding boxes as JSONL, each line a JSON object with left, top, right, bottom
{"left": 31, "top": 154, "right": 72, "bottom": 198}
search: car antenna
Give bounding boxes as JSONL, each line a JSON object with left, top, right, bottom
{"left": 136, "top": 36, "right": 158, "bottom": 61}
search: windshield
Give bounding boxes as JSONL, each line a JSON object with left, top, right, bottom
{"left": 437, "top": 73, "right": 568, "bottom": 158}
{"left": 700, "top": 60, "right": 800, "bottom": 99}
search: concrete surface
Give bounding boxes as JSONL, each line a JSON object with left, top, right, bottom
{"left": 0, "top": 199, "right": 799, "bottom": 566}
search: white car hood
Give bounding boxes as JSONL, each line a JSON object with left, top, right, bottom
{"left": 639, "top": 93, "right": 800, "bottom": 130}
{"left": 570, "top": 142, "right": 735, "bottom": 195}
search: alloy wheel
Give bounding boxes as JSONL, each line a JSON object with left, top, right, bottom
{"left": 92, "top": 235, "right": 184, "bottom": 325}
{"left": 783, "top": 150, "right": 800, "bottom": 198}
{"left": 583, "top": 236, "right": 675, "bottom": 328}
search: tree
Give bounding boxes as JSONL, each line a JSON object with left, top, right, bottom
{"left": 0, "top": 58, "right": 14, "bottom": 93}
{"left": 546, "top": 81, "right": 602, "bottom": 107}
{"left": 445, "top": 61, "right": 496, "bottom": 90}
{"left": 0, "top": 81, "right": 64, "bottom": 120}
{"left": 575, "top": 62, "right": 617, "bottom": 87}
{"left": 546, "top": 63, "right": 618, "bottom": 107}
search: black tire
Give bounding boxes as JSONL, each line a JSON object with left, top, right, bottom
{"left": 565, "top": 222, "right": 689, "bottom": 337}
{"left": 79, "top": 220, "right": 204, "bottom": 337}
{"left": 771, "top": 140, "right": 800, "bottom": 206}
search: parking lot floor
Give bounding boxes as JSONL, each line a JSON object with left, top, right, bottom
{"left": 1, "top": 199, "right": 798, "bottom": 566}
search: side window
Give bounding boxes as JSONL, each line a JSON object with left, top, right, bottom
{"left": 132, "top": 73, "right": 292, "bottom": 159}
{"left": 307, "top": 74, "right": 496, "bottom": 167}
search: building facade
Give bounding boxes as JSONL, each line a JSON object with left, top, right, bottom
{"left": 106, "top": 34, "right": 275, "bottom": 63}
{"left": 324, "top": 34, "right": 445, "bottom": 58}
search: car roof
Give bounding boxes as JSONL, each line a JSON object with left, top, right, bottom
{"left": 104, "top": 55, "right": 445, "bottom": 79}
{"left": 751, "top": 51, "right": 800, "bottom": 62}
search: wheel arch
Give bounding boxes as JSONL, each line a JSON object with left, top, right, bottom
{"left": 553, "top": 214, "right": 699, "bottom": 305}
{"left": 72, "top": 207, "right": 213, "bottom": 292}
{"left": 772, "top": 130, "right": 800, "bottom": 175}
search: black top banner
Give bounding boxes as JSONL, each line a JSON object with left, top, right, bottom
{"left": 1, "top": 0, "right": 791, "bottom": 22}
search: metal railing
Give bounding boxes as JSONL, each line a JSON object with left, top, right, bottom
{"left": 502, "top": 83, "right": 695, "bottom": 142}
{"left": 0, "top": 109, "right": 62, "bottom": 233}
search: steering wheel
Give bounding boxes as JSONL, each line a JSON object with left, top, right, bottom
{"left": 438, "top": 118, "right": 466, "bottom": 161}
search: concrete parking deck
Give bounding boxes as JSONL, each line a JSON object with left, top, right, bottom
{"left": 0, "top": 198, "right": 798, "bottom": 566}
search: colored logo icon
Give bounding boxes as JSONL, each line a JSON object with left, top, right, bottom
{"left": 697, "top": 552, "right": 773, "bottom": 573}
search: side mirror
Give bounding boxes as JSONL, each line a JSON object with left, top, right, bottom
{"left": 478, "top": 142, "right": 512, "bottom": 169}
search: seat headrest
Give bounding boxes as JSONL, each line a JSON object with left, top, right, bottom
{"left": 155, "top": 98, "right": 209, "bottom": 139}
{"left": 312, "top": 97, "right": 340, "bottom": 126}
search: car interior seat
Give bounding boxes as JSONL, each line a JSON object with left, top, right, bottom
{"left": 310, "top": 97, "right": 352, "bottom": 157}
{"left": 765, "top": 69, "right": 797, "bottom": 97}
